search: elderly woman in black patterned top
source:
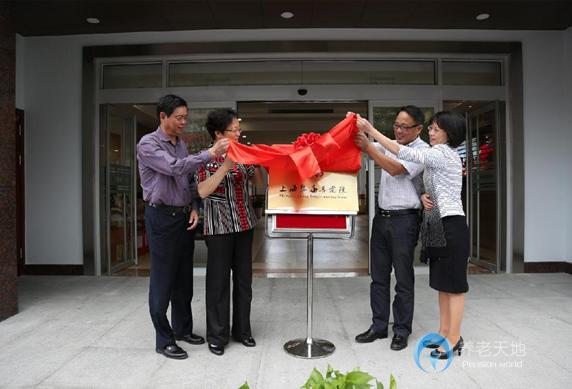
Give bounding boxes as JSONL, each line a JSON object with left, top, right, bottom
{"left": 356, "top": 111, "right": 469, "bottom": 360}
{"left": 195, "top": 109, "right": 263, "bottom": 356}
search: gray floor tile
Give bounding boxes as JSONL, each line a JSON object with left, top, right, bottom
{"left": 0, "top": 273, "right": 570, "bottom": 389}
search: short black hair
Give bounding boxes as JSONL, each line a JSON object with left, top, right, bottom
{"left": 156, "top": 94, "right": 187, "bottom": 119}
{"left": 397, "top": 105, "right": 425, "bottom": 127}
{"left": 429, "top": 111, "right": 467, "bottom": 148}
{"left": 206, "top": 109, "right": 238, "bottom": 140}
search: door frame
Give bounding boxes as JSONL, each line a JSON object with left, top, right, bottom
{"left": 16, "top": 109, "right": 25, "bottom": 276}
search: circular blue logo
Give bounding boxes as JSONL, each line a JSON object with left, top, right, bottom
{"left": 413, "top": 333, "right": 454, "bottom": 373}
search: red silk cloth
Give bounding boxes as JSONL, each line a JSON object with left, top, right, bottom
{"left": 227, "top": 113, "right": 361, "bottom": 183}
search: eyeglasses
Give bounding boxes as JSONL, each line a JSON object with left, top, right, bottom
{"left": 427, "top": 125, "right": 441, "bottom": 132}
{"left": 393, "top": 123, "right": 421, "bottom": 131}
{"left": 173, "top": 115, "right": 188, "bottom": 123}
{"left": 224, "top": 128, "right": 242, "bottom": 134}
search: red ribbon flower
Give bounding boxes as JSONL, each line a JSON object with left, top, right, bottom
{"left": 293, "top": 132, "right": 321, "bottom": 151}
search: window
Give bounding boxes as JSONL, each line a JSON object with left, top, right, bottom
{"left": 102, "top": 63, "right": 163, "bottom": 89}
{"left": 168, "top": 60, "right": 436, "bottom": 87}
{"left": 442, "top": 61, "right": 502, "bottom": 86}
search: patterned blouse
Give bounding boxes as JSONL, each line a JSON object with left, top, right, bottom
{"left": 195, "top": 156, "right": 257, "bottom": 236}
{"left": 398, "top": 144, "right": 464, "bottom": 218}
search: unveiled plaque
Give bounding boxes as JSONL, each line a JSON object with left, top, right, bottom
{"left": 267, "top": 172, "right": 358, "bottom": 214}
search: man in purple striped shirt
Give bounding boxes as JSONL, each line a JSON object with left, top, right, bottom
{"left": 137, "top": 94, "right": 228, "bottom": 360}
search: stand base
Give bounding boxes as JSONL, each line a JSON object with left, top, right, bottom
{"left": 284, "top": 338, "right": 335, "bottom": 359}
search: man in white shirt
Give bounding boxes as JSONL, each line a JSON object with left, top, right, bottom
{"left": 354, "top": 105, "right": 429, "bottom": 351}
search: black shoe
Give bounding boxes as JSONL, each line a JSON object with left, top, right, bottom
{"left": 390, "top": 334, "right": 408, "bottom": 351}
{"left": 233, "top": 335, "right": 256, "bottom": 347}
{"left": 208, "top": 343, "right": 224, "bottom": 356}
{"left": 355, "top": 328, "right": 388, "bottom": 343}
{"left": 156, "top": 344, "right": 188, "bottom": 360}
{"left": 430, "top": 336, "right": 464, "bottom": 360}
{"left": 175, "top": 333, "right": 205, "bottom": 345}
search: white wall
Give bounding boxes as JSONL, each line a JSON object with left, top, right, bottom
{"left": 18, "top": 36, "right": 84, "bottom": 264}
{"left": 520, "top": 33, "right": 570, "bottom": 262}
{"left": 564, "top": 27, "right": 572, "bottom": 264}
{"left": 16, "top": 28, "right": 572, "bottom": 265}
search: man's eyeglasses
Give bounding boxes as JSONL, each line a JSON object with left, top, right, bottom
{"left": 224, "top": 128, "right": 242, "bottom": 134}
{"left": 174, "top": 115, "right": 188, "bottom": 123}
{"left": 393, "top": 123, "right": 421, "bottom": 131}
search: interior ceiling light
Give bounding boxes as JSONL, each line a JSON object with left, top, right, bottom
{"left": 86, "top": 17, "right": 100, "bottom": 24}
{"left": 241, "top": 135, "right": 247, "bottom": 138}
{"left": 476, "top": 13, "right": 490, "bottom": 21}
{"left": 281, "top": 11, "right": 294, "bottom": 19}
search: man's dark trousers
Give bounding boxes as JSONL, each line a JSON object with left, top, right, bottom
{"left": 369, "top": 211, "right": 420, "bottom": 336}
{"left": 145, "top": 205, "right": 196, "bottom": 349}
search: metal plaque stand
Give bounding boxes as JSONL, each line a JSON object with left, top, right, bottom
{"left": 283, "top": 233, "right": 335, "bottom": 358}
{"left": 266, "top": 213, "right": 354, "bottom": 359}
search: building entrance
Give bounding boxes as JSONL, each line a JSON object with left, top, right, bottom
{"left": 99, "top": 101, "right": 371, "bottom": 276}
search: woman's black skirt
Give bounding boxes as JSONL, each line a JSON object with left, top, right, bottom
{"left": 429, "top": 215, "right": 469, "bottom": 293}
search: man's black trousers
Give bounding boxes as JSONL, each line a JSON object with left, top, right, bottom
{"left": 369, "top": 212, "right": 420, "bottom": 337}
{"left": 145, "top": 205, "right": 196, "bottom": 349}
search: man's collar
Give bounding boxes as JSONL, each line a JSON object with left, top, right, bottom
{"left": 404, "top": 136, "right": 421, "bottom": 147}
{"left": 157, "top": 127, "right": 177, "bottom": 143}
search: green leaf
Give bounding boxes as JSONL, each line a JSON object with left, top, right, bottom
{"left": 302, "top": 368, "right": 325, "bottom": 388}
{"left": 323, "top": 382, "right": 337, "bottom": 389}
{"left": 389, "top": 374, "right": 397, "bottom": 389}
{"left": 299, "top": 365, "right": 396, "bottom": 389}
{"left": 325, "top": 365, "right": 334, "bottom": 379}
{"left": 345, "top": 371, "right": 374, "bottom": 385}
{"left": 328, "top": 374, "right": 346, "bottom": 388}
{"left": 237, "top": 382, "right": 250, "bottom": 389}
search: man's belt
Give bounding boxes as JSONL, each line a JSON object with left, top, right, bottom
{"left": 378, "top": 208, "right": 420, "bottom": 217}
{"left": 146, "top": 202, "right": 192, "bottom": 214}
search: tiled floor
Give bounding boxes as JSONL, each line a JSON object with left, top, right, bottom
{"left": 1, "top": 272, "right": 570, "bottom": 388}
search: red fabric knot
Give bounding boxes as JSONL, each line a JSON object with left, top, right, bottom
{"left": 293, "top": 132, "right": 321, "bottom": 151}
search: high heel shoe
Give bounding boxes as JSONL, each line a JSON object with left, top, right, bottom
{"left": 430, "top": 336, "right": 464, "bottom": 360}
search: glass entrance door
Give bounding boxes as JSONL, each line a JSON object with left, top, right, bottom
{"left": 465, "top": 102, "right": 503, "bottom": 271}
{"left": 100, "top": 105, "right": 137, "bottom": 274}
